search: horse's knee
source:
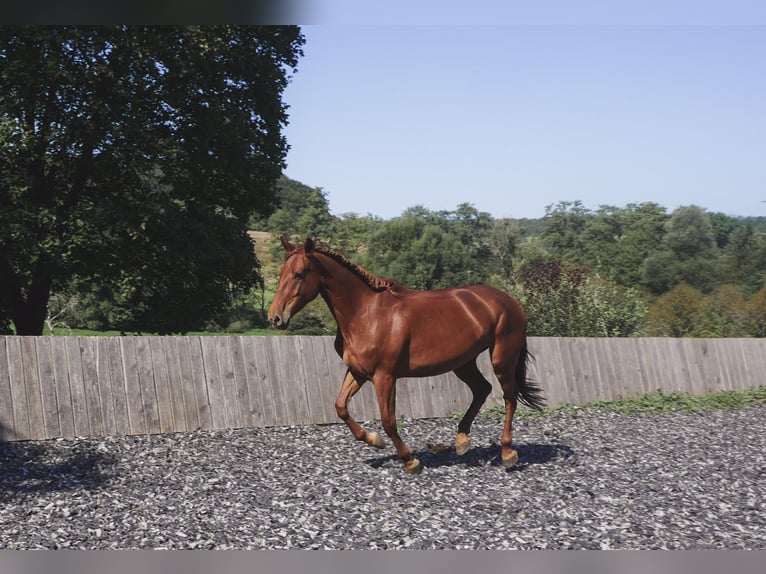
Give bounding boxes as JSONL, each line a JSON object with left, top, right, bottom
{"left": 335, "top": 401, "right": 349, "bottom": 421}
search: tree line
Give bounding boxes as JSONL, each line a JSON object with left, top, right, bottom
{"left": 257, "top": 178, "right": 766, "bottom": 338}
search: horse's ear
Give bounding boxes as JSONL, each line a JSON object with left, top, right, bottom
{"left": 304, "top": 237, "right": 315, "bottom": 253}
{"left": 280, "top": 236, "right": 295, "bottom": 253}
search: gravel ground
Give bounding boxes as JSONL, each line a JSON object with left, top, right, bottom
{"left": 1, "top": 405, "right": 764, "bottom": 550}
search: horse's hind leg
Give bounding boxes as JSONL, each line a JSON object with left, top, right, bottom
{"left": 335, "top": 369, "right": 386, "bottom": 449}
{"left": 453, "top": 359, "right": 492, "bottom": 456}
{"left": 490, "top": 334, "right": 524, "bottom": 468}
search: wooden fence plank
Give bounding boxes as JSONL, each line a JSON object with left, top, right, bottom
{"left": 718, "top": 339, "right": 741, "bottom": 392}
{"left": 240, "top": 336, "right": 266, "bottom": 428}
{"left": 738, "top": 339, "right": 764, "bottom": 391}
{"left": 34, "top": 338, "right": 60, "bottom": 439}
{"left": 0, "top": 338, "right": 17, "bottom": 439}
{"left": 674, "top": 339, "right": 694, "bottom": 394}
{"left": 134, "top": 337, "right": 160, "bottom": 435}
{"left": 199, "top": 336, "right": 226, "bottom": 429}
{"left": 119, "top": 338, "right": 146, "bottom": 435}
{"left": 252, "top": 337, "right": 280, "bottom": 427}
{"left": 588, "top": 338, "right": 612, "bottom": 404}
{"left": 50, "top": 338, "right": 75, "bottom": 437}
{"left": 148, "top": 336, "right": 174, "bottom": 434}
{"left": 105, "top": 337, "right": 130, "bottom": 436}
{"left": 215, "top": 337, "right": 242, "bottom": 430}
{"left": 229, "top": 336, "right": 255, "bottom": 429}
{"left": 161, "top": 337, "right": 190, "bottom": 433}
{"left": 79, "top": 337, "right": 104, "bottom": 437}
{"left": 283, "top": 336, "right": 312, "bottom": 425}
{"left": 66, "top": 337, "right": 91, "bottom": 436}
{"left": 20, "top": 337, "right": 45, "bottom": 440}
{"left": 94, "top": 338, "right": 117, "bottom": 436}
{"left": 7, "top": 337, "right": 30, "bottom": 439}
{"left": 545, "top": 337, "right": 571, "bottom": 406}
{"left": 635, "top": 338, "right": 658, "bottom": 395}
{"left": 184, "top": 337, "right": 212, "bottom": 430}
{"left": 267, "top": 336, "right": 299, "bottom": 425}
{"left": 303, "top": 336, "right": 334, "bottom": 425}
{"left": 424, "top": 373, "right": 448, "bottom": 419}
{"left": 179, "top": 336, "right": 203, "bottom": 430}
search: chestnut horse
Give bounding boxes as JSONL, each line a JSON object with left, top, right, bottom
{"left": 268, "top": 238, "right": 544, "bottom": 474}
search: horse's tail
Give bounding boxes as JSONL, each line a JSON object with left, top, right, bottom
{"left": 516, "top": 338, "right": 545, "bottom": 411}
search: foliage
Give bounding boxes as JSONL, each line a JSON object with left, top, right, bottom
{"left": 540, "top": 200, "right": 590, "bottom": 264}
{"left": 0, "top": 25, "right": 305, "bottom": 334}
{"left": 641, "top": 205, "right": 721, "bottom": 293}
{"left": 264, "top": 177, "right": 337, "bottom": 244}
{"left": 362, "top": 203, "right": 496, "bottom": 290}
{"left": 720, "top": 224, "right": 766, "bottom": 293}
{"left": 582, "top": 202, "right": 669, "bottom": 287}
{"left": 644, "top": 283, "right": 704, "bottom": 337}
{"left": 259, "top": 184, "right": 766, "bottom": 339}
{"left": 511, "top": 255, "right": 647, "bottom": 337}
{"left": 748, "top": 286, "right": 766, "bottom": 337}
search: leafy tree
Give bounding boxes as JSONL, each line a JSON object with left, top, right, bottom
{"left": 644, "top": 282, "right": 704, "bottom": 337}
{"left": 488, "top": 218, "right": 524, "bottom": 289}
{"left": 540, "top": 200, "right": 590, "bottom": 264}
{"left": 363, "top": 204, "right": 494, "bottom": 290}
{"left": 747, "top": 286, "right": 766, "bottom": 337}
{"left": 641, "top": 206, "right": 721, "bottom": 294}
{"left": 581, "top": 202, "right": 668, "bottom": 288}
{"left": 720, "top": 224, "right": 766, "bottom": 293}
{"left": 265, "top": 177, "right": 337, "bottom": 241}
{"left": 695, "top": 284, "right": 751, "bottom": 337}
{"left": 708, "top": 212, "right": 739, "bottom": 249}
{"left": 0, "top": 26, "right": 304, "bottom": 334}
{"left": 512, "top": 255, "right": 646, "bottom": 337}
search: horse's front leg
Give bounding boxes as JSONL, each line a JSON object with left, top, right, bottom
{"left": 335, "top": 369, "right": 386, "bottom": 449}
{"left": 373, "top": 373, "right": 421, "bottom": 474}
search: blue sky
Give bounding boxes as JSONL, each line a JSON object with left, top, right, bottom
{"left": 281, "top": 7, "right": 766, "bottom": 220}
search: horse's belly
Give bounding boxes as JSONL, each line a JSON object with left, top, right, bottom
{"left": 402, "top": 334, "right": 491, "bottom": 378}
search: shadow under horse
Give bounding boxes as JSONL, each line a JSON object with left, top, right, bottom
{"left": 268, "top": 238, "right": 545, "bottom": 474}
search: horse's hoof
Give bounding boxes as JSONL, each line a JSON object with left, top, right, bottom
{"left": 502, "top": 449, "right": 519, "bottom": 468}
{"left": 455, "top": 433, "right": 471, "bottom": 456}
{"left": 404, "top": 458, "right": 422, "bottom": 474}
{"left": 366, "top": 431, "right": 386, "bottom": 449}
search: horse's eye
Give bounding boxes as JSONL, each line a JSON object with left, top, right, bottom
{"left": 294, "top": 271, "right": 305, "bottom": 280}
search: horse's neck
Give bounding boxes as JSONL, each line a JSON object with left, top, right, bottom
{"left": 317, "top": 254, "right": 378, "bottom": 332}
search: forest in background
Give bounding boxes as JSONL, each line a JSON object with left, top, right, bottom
{"left": 29, "top": 175, "right": 766, "bottom": 338}
{"left": 248, "top": 176, "right": 766, "bottom": 338}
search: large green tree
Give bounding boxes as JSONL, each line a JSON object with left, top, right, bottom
{"left": 363, "top": 204, "right": 495, "bottom": 290}
{"left": 641, "top": 205, "right": 721, "bottom": 294}
{"left": 0, "top": 26, "right": 304, "bottom": 334}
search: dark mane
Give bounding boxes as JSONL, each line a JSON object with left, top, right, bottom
{"left": 314, "top": 246, "right": 401, "bottom": 293}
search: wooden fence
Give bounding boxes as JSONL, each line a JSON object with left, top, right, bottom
{"left": 0, "top": 336, "right": 764, "bottom": 441}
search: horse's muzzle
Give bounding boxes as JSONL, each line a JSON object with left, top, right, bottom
{"left": 269, "top": 314, "right": 289, "bottom": 330}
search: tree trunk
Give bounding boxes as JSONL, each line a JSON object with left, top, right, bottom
{"left": 11, "top": 277, "right": 51, "bottom": 336}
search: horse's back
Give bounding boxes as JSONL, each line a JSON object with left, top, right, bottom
{"left": 398, "top": 284, "right": 524, "bottom": 325}
{"left": 390, "top": 284, "right": 525, "bottom": 376}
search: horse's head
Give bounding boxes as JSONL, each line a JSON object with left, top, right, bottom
{"left": 268, "top": 237, "right": 324, "bottom": 330}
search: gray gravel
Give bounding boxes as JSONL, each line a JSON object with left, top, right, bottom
{"left": 1, "top": 405, "right": 764, "bottom": 549}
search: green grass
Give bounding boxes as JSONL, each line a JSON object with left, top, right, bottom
{"left": 454, "top": 387, "right": 766, "bottom": 422}
{"left": 43, "top": 327, "right": 279, "bottom": 337}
